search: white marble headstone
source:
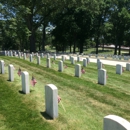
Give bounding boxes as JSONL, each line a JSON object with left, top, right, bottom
{"left": 103, "top": 115, "right": 130, "bottom": 130}
{"left": 58, "top": 60, "right": 63, "bottom": 72}
{"left": 116, "top": 64, "right": 122, "bottom": 75}
{"left": 8, "top": 64, "right": 14, "bottom": 81}
{"left": 0, "top": 60, "right": 4, "bottom": 74}
{"left": 45, "top": 84, "right": 58, "bottom": 119}
{"left": 21, "top": 71, "right": 30, "bottom": 94}
{"left": 75, "top": 64, "right": 81, "bottom": 77}
{"left": 47, "top": 58, "right": 51, "bottom": 68}
{"left": 98, "top": 69, "right": 106, "bottom": 85}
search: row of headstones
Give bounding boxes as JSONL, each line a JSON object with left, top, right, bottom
{"left": 3, "top": 50, "right": 130, "bottom": 61}
{"left": 0, "top": 59, "right": 57, "bottom": 119}
{"left": 3, "top": 51, "right": 107, "bottom": 86}
{"left": 0, "top": 61, "right": 130, "bottom": 130}
{"left": 4, "top": 51, "right": 130, "bottom": 85}
{"left": 88, "top": 53, "right": 130, "bottom": 61}
{"left": 97, "top": 59, "right": 130, "bottom": 74}
{"left": 3, "top": 51, "right": 130, "bottom": 86}
{"left": 0, "top": 57, "right": 106, "bottom": 86}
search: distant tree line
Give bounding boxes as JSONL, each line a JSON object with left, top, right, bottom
{"left": 0, "top": 0, "right": 130, "bottom": 54}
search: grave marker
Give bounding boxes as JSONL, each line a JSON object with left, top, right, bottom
{"left": 103, "top": 115, "right": 130, "bottom": 130}
{"left": 23, "top": 53, "right": 26, "bottom": 60}
{"left": 62, "top": 55, "right": 65, "bottom": 62}
{"left": 71, "top": 57, "right": 75, "bottom": 64}
{"left": 54, "top": 54, "right": 56, "bottom": 60}
{"left": 116, "top": 64, "right": 122, "bottom": 75}
{"left": 75, "top": 64, "right": 81, "bottom": 77}
{"left": 21, "top": 71, "right": 30, "bottom": 94}
{"left": 45, "top": 84, "right": 58, "bottom": 119}
{"left": 126, "top": 63, "right": 130, "bottom": 71}
{"left": 47, "top": 58, "right": 51, "bottom": 68}
{"left": 58, "top": 60, "right": 63, "bottom": 72}
{"left": 83, "top": 59, "right": 87, "bottom": 67}
{"left": 98, "top": 69, "right": 106, "bottom": 85}
{"left": 97, "top": 61, "right": 102, "bottom": 69}
{"left": 0, "top": 60, "right": 4, "bottom": 74}
{"left": 30, "top": 54, "right": 33, "bottom": 62}
{"left": 41, "top": 53, "right": 44, "bottom": 58}
{"left": 37, "top": 56, "right": 40, "bottom": 65}
{"left": 8, "top": 64, "right": 14, "bottom": 81}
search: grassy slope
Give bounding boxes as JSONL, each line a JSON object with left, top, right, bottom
{"left": 0, "top": 56, "right": 130, "bottom": 130}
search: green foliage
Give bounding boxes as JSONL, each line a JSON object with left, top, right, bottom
{"left": 0, "top": 0, "right": 130, "bottom": 54}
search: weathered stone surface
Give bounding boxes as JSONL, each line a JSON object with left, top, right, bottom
{"left": 98, "top": 69, "right": 106, "bottom": 85}
{"left": 45, "top": 84, "right": 58, "bottom": 119}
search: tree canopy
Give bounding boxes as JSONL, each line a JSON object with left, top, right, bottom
{"left": 0, "top": 0, "right": 130, "bottom": 54}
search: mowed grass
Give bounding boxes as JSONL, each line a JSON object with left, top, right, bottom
{"left": 0, "top": 56, "right": 130, "bottom": 130}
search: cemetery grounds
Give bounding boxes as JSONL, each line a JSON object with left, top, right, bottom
{"left": 0, "top": 55, "right": 130, "bottom": 130}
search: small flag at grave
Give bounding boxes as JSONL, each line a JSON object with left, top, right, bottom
{"left": 122, "top": 67, "right": 124, "bottom": 72}
{"left": 58, "top": 95, "right": 61, "bottom": 103}
{"left": 51, "top": 60, "right": 55, "bottom": 64}
{"left": 31, "top": 76, "right": 37, "bottom": 87}
{"left": 64, "top": 64, "right": 68, "bottom": 69}
{"left": 17, "top": 68, "right": 21, "bottom": 76}
{"left": 81, "top": 67, "right": 85, "bottom": 74}
{"left": 13, "top": 66, "right": 15, "bottom": 70}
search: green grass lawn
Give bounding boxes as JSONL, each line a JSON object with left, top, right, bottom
{"left": 0, "top": 56, "right": 130, "bottom": 130}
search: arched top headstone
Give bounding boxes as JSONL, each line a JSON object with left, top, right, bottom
{"left": 104, "top": 115, "right": 130, "bottom": 130}
{"left": 45, "top": 84, "right": 58, "bottom": 119}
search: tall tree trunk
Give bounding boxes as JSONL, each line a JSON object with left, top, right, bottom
{"left": 102, "top": 41, "right": 105, "bottom": 51}
{"left": 114, "top": 38, "right": 118, "bottom": 55}
{"left": 129, "top": 46, "right": 130, "bottom": 55}
{"left": 62, "top": 43, "right": 65, "bottom": 52}
{"left": 118, "top": 43, "right": 121, "bottom": 55}
{"left": 42, "top": 24, "right": 46, "bottom": 51}
{"left": 95, "top": 37, "right": 99, "bottom": 54}
{"left": 79, "top": 42, "right": 83, "bottom": 54}
{"left": 29, "top": 32, "right": 36, "bottom": 52}
{"left": 70, "top": 43, "right": 72, "bottom": 53}
{"left": 73, "top": 42, "right": 76, "bottom": 53}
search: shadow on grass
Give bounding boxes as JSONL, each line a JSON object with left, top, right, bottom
{"left": 40, "top": 111, "right": 53, "bottom": 120}
{"left": 7, "top": 80, "right": 11, "bottom": 82}
{"left": 19, "top": 90, "right": 25, "bottom": 94}
{"left": 18, "top": 90, "right": 35, "bottom": 94}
